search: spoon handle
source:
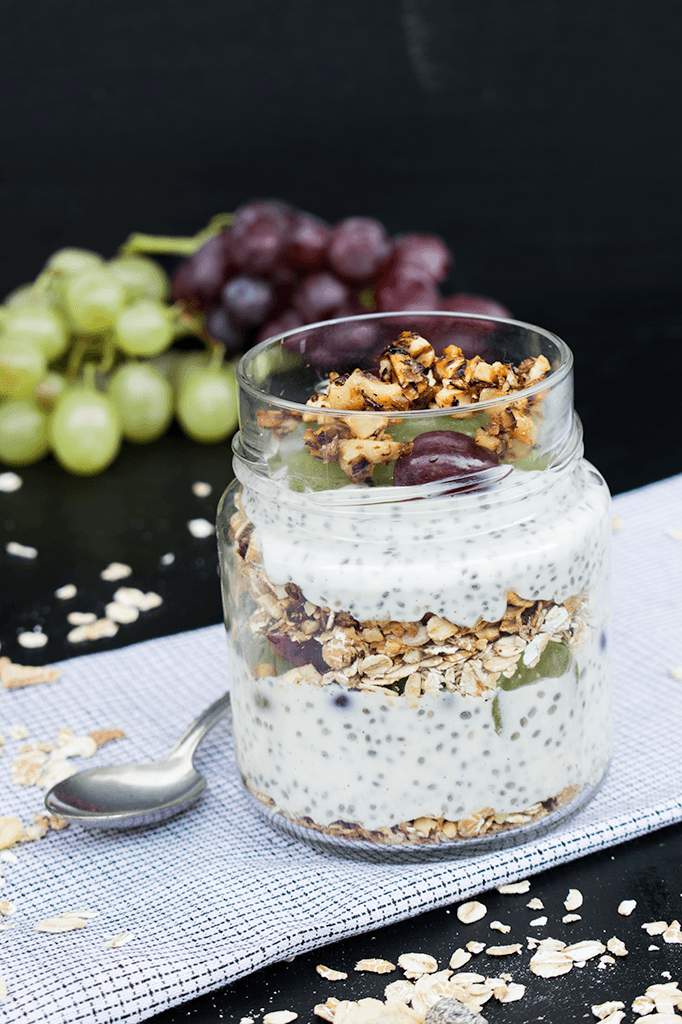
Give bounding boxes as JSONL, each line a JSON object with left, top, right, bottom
{"left": 168, "top": 692, "right": 232, "bottom": 761}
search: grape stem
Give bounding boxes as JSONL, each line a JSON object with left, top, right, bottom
{"left": 66, "top": 335, "right": 97, "bottom": 381}
{"left": 118, "top": 212, "right": 234, "bottom": 258}
{"left": 171, "top": 304, "right": 224, "bottom": 353}
{"left": 98, "top": 332, "right": 116, "bottom": 374}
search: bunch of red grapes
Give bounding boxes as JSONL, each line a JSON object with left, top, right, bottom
{"left": 171, "top": 199, "right": 510, "bottom": 354}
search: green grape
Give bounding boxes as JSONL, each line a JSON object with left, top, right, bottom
{"left": 45, "top": 248, "right": 104, "bottom": 276}
{"left": 177, "top": 366, "right": 238, "bottom": 443}
{"left": 107, "top": 255, "right": 170, "bottom": 302}
{"left": 4, "top": 284, "right": 58, "bottom": 310}
{"left": 64, "top": 267, "right": 125, "bottom": 332}
{"left": 172, "top": 351, "right": 211, "bottom": 391}
{"left": 498, "top": 640, "right": 572, "bottom": 692}
{"left": 34, "top": 371, "right": 67, "bottom": 411}
{"left": 108, "top": 361, "right": 173, "bottom": 443}
{"left": 2, "top": 306, "right": 68, "bottom": 362}
{"left": 0, "top": 399, "right": 49, "bottom": 466}
{"left": 48, "top": 385, "right": 121, "bottom": 475}
{"left": 387, "top": 411, "right": 489, "bottom": 444}
{"left": 0, "top": 339, "right": 47, "bottom": 398}
{"left": 113, "top": 299, "right": 174, "bottom": 357}
{"left": 284, "top": 447, "right": 349, "bottom": 492}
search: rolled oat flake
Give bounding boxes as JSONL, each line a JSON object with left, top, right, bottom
{"left": 423, "top": 997, "right": 488, "bottom": 1024}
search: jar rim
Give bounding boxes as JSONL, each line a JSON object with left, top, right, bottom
{"left": 236, "top": 310, "right": 573, "bottom": 418}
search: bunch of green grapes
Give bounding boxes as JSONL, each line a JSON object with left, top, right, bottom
{"left": 0, "top": 246, "right": 238, "bottom": 475}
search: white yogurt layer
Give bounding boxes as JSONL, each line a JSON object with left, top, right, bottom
{"left": 240, "top": 461, "right": 610, "bottom": 627}
{"left": 230, "top": 631, "right": 610, "bottom": 829}
{"left": 230, "top": 455, "right": 611, "bottom": 835}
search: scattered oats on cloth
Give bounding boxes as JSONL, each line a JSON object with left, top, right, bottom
{"left": 0, "top": 475, "right": 681, "bottom": 1024}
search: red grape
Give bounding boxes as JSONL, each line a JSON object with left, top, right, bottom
{"left": 392, "top": 233, "right": 453, "bottom": 283}
{"left": 229, "top": 199, "right": 293, "bottom": 274}
{"left": 440, "top": 293, "right": 512, "bottom": 320}
{"left": 291, "top": 272, "right": 350, "bottom": 322}
{"left": 267, "top": 633, "right": 327, "bottom": 673}
{"left": 284, "top": 211, "right": 331, "bottom": 271}
{"left": 221, "top": 275, "right": 274, "bottom": 327}
{"left": 326, "top": 217, "right": 393, "bottom": 282}
{"left": 374, "top": 265, "right": 440, "bottom": 312}
{"left": 256, "top": 309, "right": 304, "bottom": 346}
{"left": 171, "top": 233, "right": 231, "bottom": 308}
{"left": 204, "top": 306, "right": 243, "bottom": 353}
{"left": 393, "top": 430, "right": 499, "bottom": 489}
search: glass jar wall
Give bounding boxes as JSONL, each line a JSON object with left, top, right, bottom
{"left": 216, "top": 312, "right": 611, "bottom": 859}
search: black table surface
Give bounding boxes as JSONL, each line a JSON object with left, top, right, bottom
{"left": 2, "top": 294, "right": 682, "bottom": 1023}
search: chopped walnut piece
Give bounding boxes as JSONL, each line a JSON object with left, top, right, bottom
{"left": 326, "top": 370, "right": 410, "bottom": 412}
{"left": 338, "top": 437, "right": 412, "bottom": 483}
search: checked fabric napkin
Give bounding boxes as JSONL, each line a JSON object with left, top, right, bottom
{"left": 1, "top": 473, "right": 682, "bottom": 1023}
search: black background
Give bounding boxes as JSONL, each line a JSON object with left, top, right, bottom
{"left": 2, "top": 2, "right": 682, "bottom": 1022}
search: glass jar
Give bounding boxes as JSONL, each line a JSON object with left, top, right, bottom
{"left": 216, "top": 312, "right": 611, "bottom": 859}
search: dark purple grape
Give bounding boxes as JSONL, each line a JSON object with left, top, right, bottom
{"left": 284, "top": 211, "right": 331, "bottom": 271}
{"left": 440, "top": 294, "right": 512, "bottom": 336}
{"left": 374, "top": 262, "right": 441, "bottom": 312}
{"left": 326, "top": 217, "right": 393, "bottom": 282}
{"left": 204, "top": 305, "right": 242, "bottom": 353}
{"left": 393, "top": 431, "right": 499, "bottom": 490}
{"left": 228, "top": 199, "right": 293, "bottom": 274}
{"left": 256, "top": 309, "right": 304, "bottom": 345}
{"left": 291, "top": 272, "right": 350, "bottom": 321}
{"left": 267, "top": 633, "right": 327, "bottom": 673}
{"left": 221, "top": 274, "right": 275, "bottom": 327}
{"left": 393, "top": 233, "right": 453, "bottom": 283}
{"left": 171, "top": 233, "right": 232, "bottom": 308}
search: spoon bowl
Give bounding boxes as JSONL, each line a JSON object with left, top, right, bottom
{"left": 44, "top": 692, "right": 231, "bottom": 828}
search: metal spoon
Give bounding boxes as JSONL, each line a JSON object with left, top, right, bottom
{"left": 44, "top": 692, "right": 231, "bottom": 828}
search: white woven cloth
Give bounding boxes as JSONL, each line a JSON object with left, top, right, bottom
{"left": 2, "top": 474, "right": 682, "bottom": 1023}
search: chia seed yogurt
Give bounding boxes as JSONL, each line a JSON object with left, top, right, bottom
{"left": 217, "top": 312, "right": 612, "bottom": 856}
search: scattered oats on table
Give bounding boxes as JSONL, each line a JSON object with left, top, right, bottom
{"left": 192, "top": 481, "right": 213, "bottom": 497}
{"left": 497, "top": 880, "right": 531, "bottom": 895}
{"left": 5, "top": 540, "right": 37, "bottom": 559}
{"left": 316, "top": 965, "right": 348, "bottom": 981}
{"left": 529, "top": 916, "right": 548, "bottom": 927}
{"left": 0, "top": 817, "right": 23, "bottom": 850}
{"left": 0, "top": 657, "right": 60, "bottom": 689}
{"left": 0, "top": 978, "right": 7, "bottom": 1001}
{"left": 263, "top": 1012, "right": 298, "bottom": 1024}
{"left": 160, "top": 552, "right": 175, "bottom": 566}
{"left": 489, "top": 921, "right": 511, "bottom": 933}
{"left": 67, "top": 619, "right": 119, "bottom": 644}
{"left": 526, "top": 898, "right": 544, "bottom": 910}
{"left": 187, "top": 517, "right": 215, "bottom": 538}
{"left": 617, "top": 899, "right": 637, "bottom": 916}
{"left": 54, "top": 583, "right": 77, "bottom": 600}
{"left": 100, "top": 562, "right": 132, "bottom": 581}
{"left": 66, "top": 611, "right": 97, "bottom": 626}
{"left": 113, "top": 587, "right": 163, "bottom": 611}
{"left": 0, "top": 471, "right": 22, "bottom": 492}
{"left": 105, "top": 601, "right": 140, "bottom": 624}
{"left": 104, "top": 931, "right": 135, "bottom": 948}
{"left": 355, "top": 958, "right": 396, "bottom": 974}
{"left": 456, "top": 901, "right": 487, "bottom": 925}
{"left": 17, "top": 631, "right": 48, "bottom": 649}
{"left": 564, "top": 888, "right": 583, "bottom": 911}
